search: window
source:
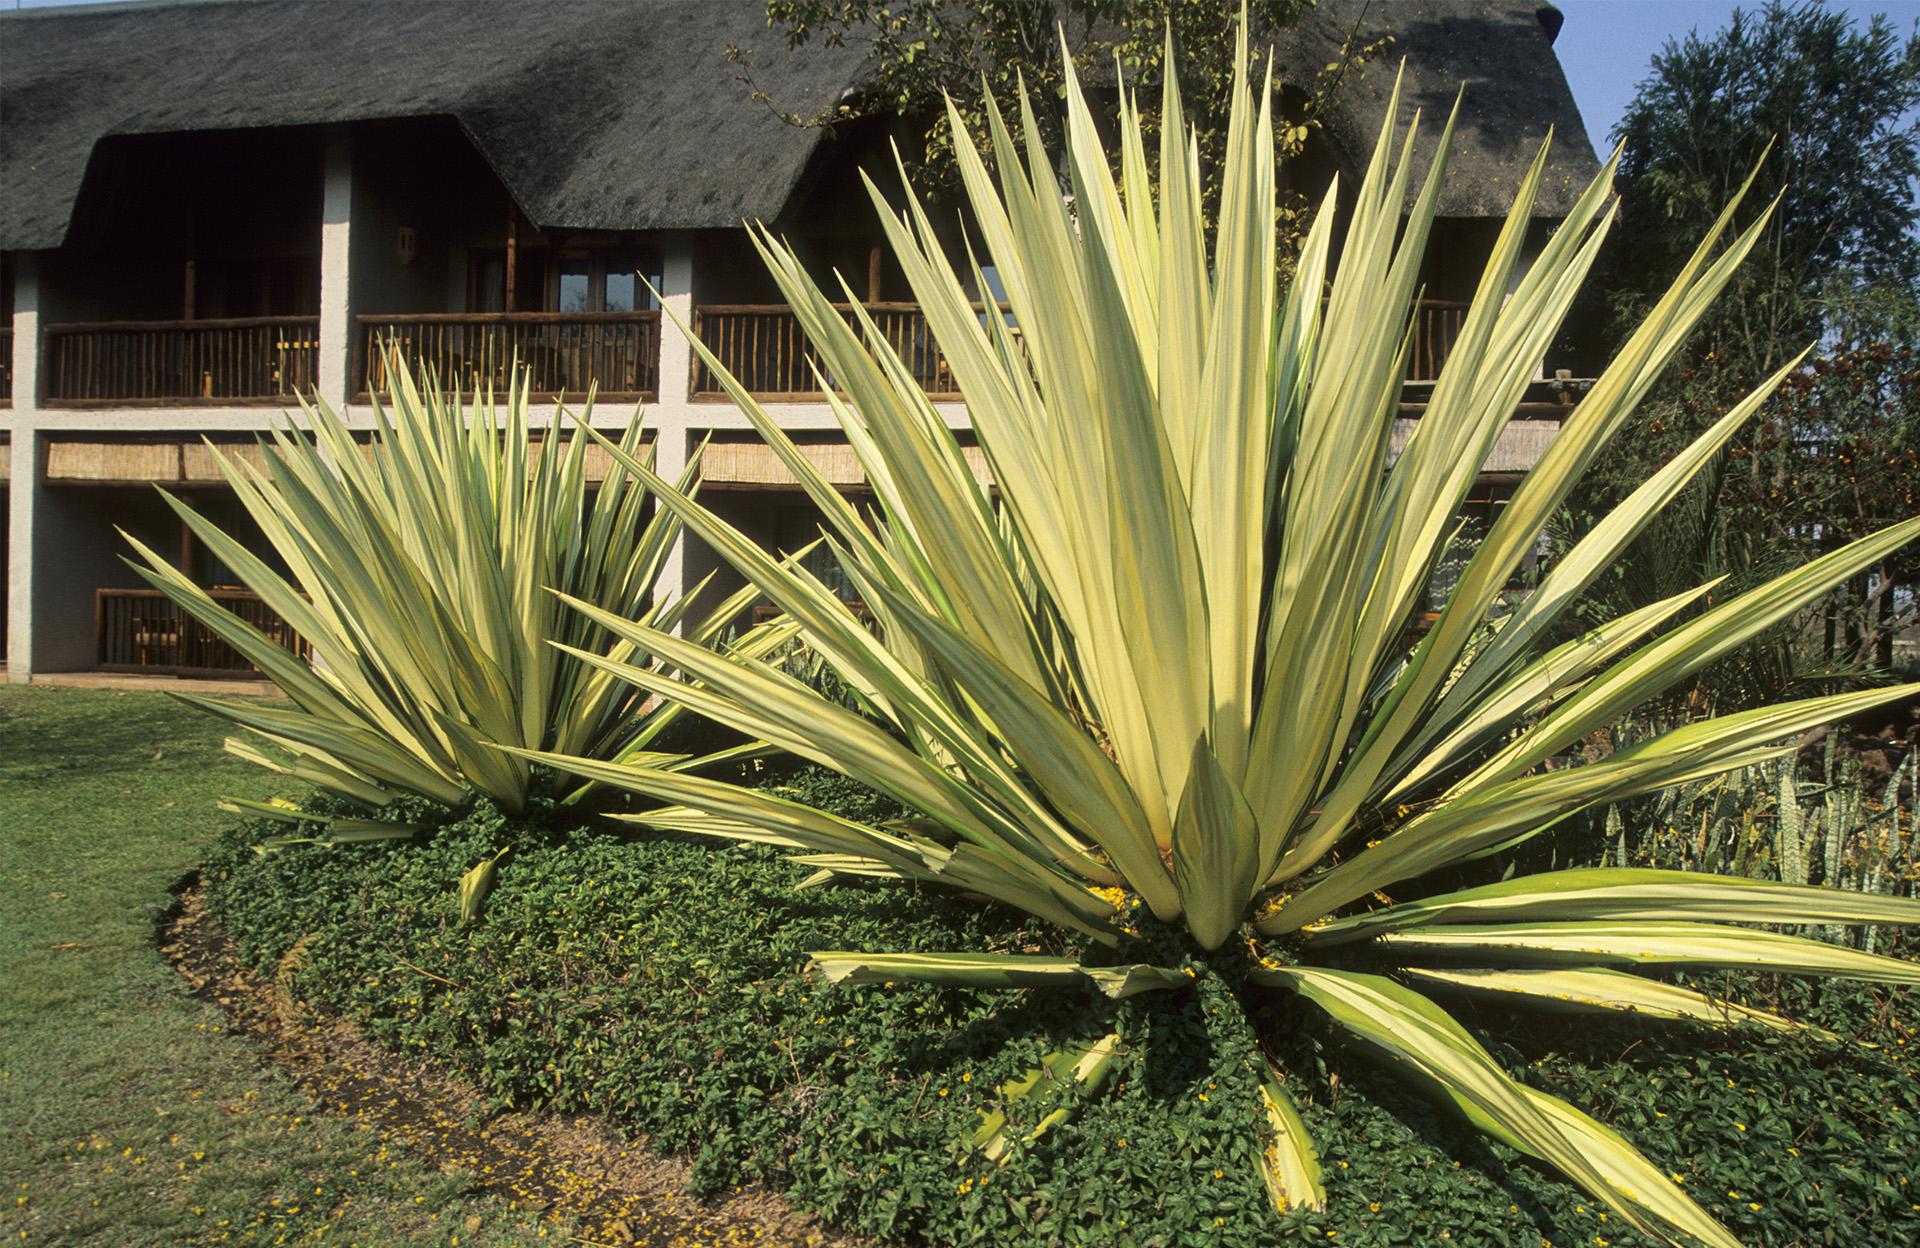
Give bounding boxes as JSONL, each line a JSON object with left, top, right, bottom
{"left": 551, "top": 251, "right": 661, "bottom": 313}
{"left": 469, "top": 248, "right": 659, "bottom": 313}
{"left": 557, "top": 259, "right": 592, "bottom": 313}
{"left": 603, "top": 266, "right": 638, "bottom": 312}
{"left": 604, "top": 255, "right": 662, "bottom": 312}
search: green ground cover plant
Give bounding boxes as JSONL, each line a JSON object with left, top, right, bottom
{"left": 0, "top": 685, "right": 555, "bottom": 1248}
{"left": 202, "top": 767, "right": 1920, "bottom": 1248}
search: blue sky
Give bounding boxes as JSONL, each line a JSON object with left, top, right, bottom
{"left": 9, "top": 0, "right": 1920, "bottom": 161}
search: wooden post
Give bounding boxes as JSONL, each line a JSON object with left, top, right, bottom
{"left": 505, "top": 208, "right": 519, "bottom": 313}
{"left": 866, "top": 246, "right": 883, "bottom": 304}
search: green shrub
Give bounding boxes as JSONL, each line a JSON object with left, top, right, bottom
{"left": 204, "top": 795, "right": 1920, "bottom": 1248}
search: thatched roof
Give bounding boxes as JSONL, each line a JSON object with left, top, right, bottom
{"left": 0, "top": 0, "right": 869, "bottom": 251}
{"left": 1, "top": 0, "right": 1597, "bottom": 253}
{"left": 1281, "top": 2, "right": 1599, "bottom": 217}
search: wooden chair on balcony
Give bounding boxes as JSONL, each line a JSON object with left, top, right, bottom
{"left": 275, "top": 333, "right": 317, "bottom": 395}
{"left": 130, "top": 614, "right": 181, "bottom": 667}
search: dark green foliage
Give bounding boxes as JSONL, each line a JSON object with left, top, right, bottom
{"left": 205, "top": 774, "right": 1920, "bottom": 1248}
{"left": 752, "top": 756, "right": 915, "bottom": 827}
{"left": 746, "top": 1, "right": 1310, "bottom": 197}
{"left": 1565, "top": 1, "right": 1920, "bottom": 709}
{"left": 736, "top": 0, "right": 1381, "bottom": 256}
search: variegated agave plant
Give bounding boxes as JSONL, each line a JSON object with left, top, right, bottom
{"left": 528, "top": 30, "right": 1920, "bottom": 1246}
{"left": 126, "top": 358, "right": 786, "bottom": 819}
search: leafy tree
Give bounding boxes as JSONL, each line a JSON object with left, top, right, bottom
{"left": 1598, "top": 0, "right": 1920, "bottom": 371}
{"left": 731, "top": 0, "right": 1383, "bottom": 226}
{"left": 1570, "top": 1, "right": 1920, "bottom": 699}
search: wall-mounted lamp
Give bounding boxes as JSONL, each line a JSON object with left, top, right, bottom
{"left": 396, "top": 226, "right": 418, "bottom": 266}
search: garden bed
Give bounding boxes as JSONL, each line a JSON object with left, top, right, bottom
{"left": 163, "top": 875, "right": 858, "bottom": 1248}
{"left": 198, "top": 774, "right": 1920, "bottom": 1248}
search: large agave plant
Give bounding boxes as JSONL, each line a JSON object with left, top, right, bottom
{"left": 125, "top": 357, "right": 783, "bottom": 816}
{"left": 530, "top": 32, "right": 1920, "bottom": 1246}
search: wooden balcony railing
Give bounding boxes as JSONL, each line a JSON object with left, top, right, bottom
{"left": 692, "top": 298, "right": 1470, "bottom": 400}
{"left": 1406, "top": 299, "right": 1467, "bottom": 382}
{"left": 691, "top": 302, "right": 999, "bottom": 401}
{"left": 97, "top": 587, "right": 310, "bottom": 678}
{"left": 359, "top": 311, "right": 661, "bottom": 401}
{"left": 1, "top": 326, "right": 13, "bottom": 404}
{"left": 43, "top": 317, "right": 320, "bottom": 407}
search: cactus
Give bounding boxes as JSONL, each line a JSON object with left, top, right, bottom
{"left": 1605, "top": 803, "right": 1627, "bottom": 868}
{"left": 1777, "top": 761, "right": 1808, "bottom": 888}
{"left": 1592, "top": 724, "right": 1916, "bottom": 953}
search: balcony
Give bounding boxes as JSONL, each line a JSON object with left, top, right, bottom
{"left": 691, "top": 302, "right": 973, "bottom": 401}
{"left": 97, "top": 587, "right": 309, "bottom": 678}
{"left": 42, "top": 317, "right": 320, "bottom": 407}
{"left": 690, "top": 298, "right": 1475, "bottom": 402}
{"left": 358, "top": 312, "right": 661, "bottom": 402}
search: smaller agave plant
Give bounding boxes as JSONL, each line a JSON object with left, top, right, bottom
{"left": 528, "top": 28, "right": 1920, "bottom": 1248}
{"left": 125, "top": 356, "right": 789, "bottom": 840}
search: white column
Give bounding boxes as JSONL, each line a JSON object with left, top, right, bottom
{"left": 316, "top": 125, "right": 354, "bottom": 412}
{"left": 9, "top": 253, "right": 38, "bottom": 415}
{"left": 651, "top": 232, "right": 696, "bottom": 624}
{"left": 655, "top": 232, "right": 695, "bottom": 408}
{"left": 6, "top": 431, "right": 38, "bottom": 683}
{"left": 7, "top": 256, "right": 41, "bottom": 682}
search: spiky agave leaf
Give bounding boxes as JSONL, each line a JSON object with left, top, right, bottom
{"left": 124, "top": 353, "right": 787, "bottom": 813}
{"left": 541, "top": 22, "right": 1920, "bottom": 1246}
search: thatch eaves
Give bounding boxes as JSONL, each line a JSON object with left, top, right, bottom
{"left": 1, "top": 0, "right": 868, "bottom": 251}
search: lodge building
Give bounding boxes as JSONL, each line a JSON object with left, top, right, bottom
{"left": 0, "top": 0, "right": 1599, "bottom": 681}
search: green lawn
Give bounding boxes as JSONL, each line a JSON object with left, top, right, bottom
{"left": 0, "top": 685, "right": 557, "bottom": 1248}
